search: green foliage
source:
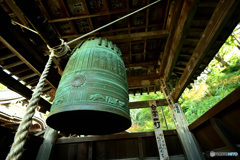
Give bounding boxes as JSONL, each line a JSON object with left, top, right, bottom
{"left": 128, "top": 92, "right": 175, "bottom": 132}
{"left": 179, "top": 25, "right": 240, "bottom": 124}
{"left": 128, "top": 24, "right": 240, "bottom": 132}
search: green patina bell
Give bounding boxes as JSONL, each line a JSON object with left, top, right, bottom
{"left": 46, "top": 38, "right": 131, "bottom": 135}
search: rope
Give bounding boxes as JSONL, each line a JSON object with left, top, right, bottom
{"left": 5, "top": 52, "right": 54, "bottom": 160}
{"left": 11, "top": 0, "right": 161, "bottom": 54}
{"left": 11, "top": 21, "right": 70, "bottom": 57}
{"left": 47, "top": 39, "right": 71, "bottom": 58}
{"left": 11, "top": 20, "right": 38, "bottom": 34}
{"left": 67, "top": 0, "right": 161, "bottom": 45}
{"left": 5, "top": 1, "right": 161, "bottom": 159}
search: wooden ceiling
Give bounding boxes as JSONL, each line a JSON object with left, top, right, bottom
{"left": 0, "top": 0, "right": 239, "bottom": 112}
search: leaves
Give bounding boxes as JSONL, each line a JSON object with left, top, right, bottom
{"left": 128, "top": 24, "right": 240, "bottom": 132}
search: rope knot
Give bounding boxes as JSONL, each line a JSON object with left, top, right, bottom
{"left": 47, "top": 39, "right": 71, "bottom": 57}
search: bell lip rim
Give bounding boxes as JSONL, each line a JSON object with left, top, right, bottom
{"left": 46, "top": 104, "right": 131, "bottom": 135}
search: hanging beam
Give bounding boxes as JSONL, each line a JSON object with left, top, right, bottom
{"left": 160, "top": 0, "right": 199, "bottom": 81}
{"left": 149, "top": 100, "right": 169, "bottom": 160}
{"left": 130, "top": 99, "right": 168, "bottom": 109}
{"left": 0, "top": 68, "right": 51, "bottom": 112}
{"left": 172, "top": 0, "right": 240, "bottom": 102}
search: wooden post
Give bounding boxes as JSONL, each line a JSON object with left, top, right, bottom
{"left": 149, "top": 100, "right": 169, "bottom": 160}
{"left": 36, "top": 127, "right": 58, "bottom": 160}
{"left": 138, "top": 137, "right": 144, "bottom": 160}
{"left": 210, "top": 118, "right": 240, "bottom": 156}
{"left": 160, "top": 106, "right": 168, "bottom": 130}
{"left": 159, "top": 78, "right": 205, "bottom": 160}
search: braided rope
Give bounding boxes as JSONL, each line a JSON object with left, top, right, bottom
{"left": 6, "top": 52, "right": 54, "bottom": 160}
{"left": 47, "top": 39, "right": 70, "bottom": 58}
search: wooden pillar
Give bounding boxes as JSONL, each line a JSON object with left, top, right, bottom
{"left": 210, "top": 118, "right": 240, "bottom": 159}
{"left": 159, "top": 78, "right": 205, "bottom": 160}
{"left": 149, "top": 100, "right": 169, "bottom": 160}
{"left": 36, "top": 127, "right": 58, "bottom": 160}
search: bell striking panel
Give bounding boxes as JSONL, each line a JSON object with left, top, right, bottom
{"left": 46, "top": 38, "right": 131, "bottom": 135}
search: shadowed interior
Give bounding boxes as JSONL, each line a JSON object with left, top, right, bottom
{"left": 46, "top": 109, "right": 131, "bottom": 135}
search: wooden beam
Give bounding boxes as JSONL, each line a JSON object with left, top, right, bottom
{"left": 127, "top": 74, "right": 160, "bottom": 88}
{"left": 56, "top": 130, "right": 178, "bottom": 144}
{"left": 42, "top": 85, "right": 52, "bottom": 92}
{"left": 0, "top": 53, "right": 16, "bottom": 60}
{"left": 128, "top": 85, "right": 158, "bottom": 90}
{"left": 5, "top": 0, "right": 29, "bottom": 25}
{"left": 10, "top": 68, "right": 31, "bottom": 75}
{"left": 189, "top": 86, "right": 240, "bottom": 131}
{"left": 36, "top": 127, "right": 58, "bottom": 160}
{"left": 2, "top": 61, "right": 24, "bottom": 69}
{"left": 68, "top": 30, "right": 169, "bottom": 47}
{"left": 48, "top": 9, "right": 136, "bottom": 23}
{"left": 129, "top": 99, "right": 168, "bottom": 109}
{"left": 210, "top": 118, "right": 240, "bottom": 153}
{"left": 163, "top": 0, "right": 199, "bottom": 81}
{"left": 61, "top": 24, "right": 161, "bottom": 39}
{"left": 127, "top": 74, "right": 160, "bottom": 81}
{"left": 137, "top": 137, "right": 144, "bottom": 160}
{"left": 159, "top": 78, "right": 205, "bottom": 160}
{"left": 0, "top": 68, "right": 51, "bottom": 111}
{"left": 165, "top": 1, "right": 175, "bottom": 30}
{"left": 159, "top": 0, "right": 184, "bottom": 76}
{"left": 106, "top": 30, "right": 169, "bottom": 42}
{"left": 172, "top": 0, "right": 240, "bottom": 102}
{"left": 88, "top": 142, "right": 93, "bottom": 160}
{"left": 0, "top": 35, "right": 59, "bottom": 90}
{"left": 0, "top": 8, "right": 60, "bottom": 90}
{"left": 18, "top": 73, "right": 38, "bottom": 81}
{"left": 125, "top": 61, "right": 158, "bottom": 68}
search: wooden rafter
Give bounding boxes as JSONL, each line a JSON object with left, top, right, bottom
{"left": 125, "top": 61, "right": 158, "bottom": 68}
{"left": 0, "top": 68, "right": 51, "bottom": 112}
{"left": 61, "top": 24, "right": 162, "bottom": 39}
{"left": 48, "top": 8, "right": 136, "bottom": 23}
{"left": 0, "top": 12, "right": 60, "bottom": 90}
{"left": 172, "top": 0, "right": 240, "bottom": 102}
{"left": 5, "top": 0, "right": 28, "bottom": 25}
{"left": 128, "top": 82, "right": 159, "bottom": 89}
{"left": 128, "top": 74, "right": 160, "bottom": 81}
{"left": 108, "top": 30, "right": 168, "bottom": 41}
{"left": 67, "top": 30, "right": 169, "bottom": 47}
{"left": 160, "top": 0, "right": 199, "bottom": 81}
{"left": 159, "top": 0, "right": 183, "bottom": 76}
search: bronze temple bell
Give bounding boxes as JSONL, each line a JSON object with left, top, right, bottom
{"left": 46, "top": 38, "right": 131, "bottom": 135}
